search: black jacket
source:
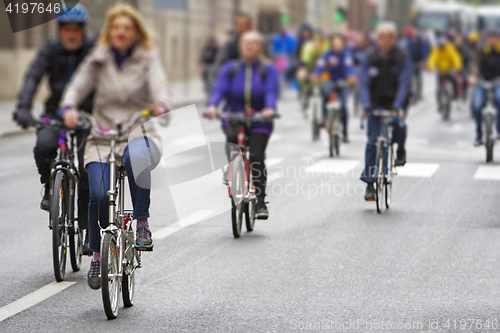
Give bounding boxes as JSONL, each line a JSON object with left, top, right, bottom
{"left": 478, "top": 44, "right": 500, "bottom": 81}
{"left": 17, "top": 34, "right": 96, "bottom": 116}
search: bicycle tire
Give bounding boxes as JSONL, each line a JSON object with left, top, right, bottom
{"left": 101, "top": 232, "right": 120, "bottom": 319}
{"left": 69, "top": 224, "right": 83, "bottom": 272}
{"left": 231, "top": 163, "right": 245, "bottom": 238}
{"left": 385, "top": 146, "right": 394, "bottom": 209}
{"left": 245, "top": 197, "right": 256, "bottom": 232}
{"left": 375, "top": 145, "right": 385, "bottom": 214}
{"left": 329, "top": 131, "right": 334, "bottom": 157}
{"left": 51, "top": 171, "right": 68, "bottom": 282}
{"left": 485, "top": 115, "right": 494, "bottom": 163}
{"left": 122, "top": 268, "right": 135, "bottom": 308}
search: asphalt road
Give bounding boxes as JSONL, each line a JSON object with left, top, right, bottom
{"left": 1, "top": 73, "right": 500, "bottom": 333}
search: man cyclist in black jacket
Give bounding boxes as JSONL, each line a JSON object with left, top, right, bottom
{"left": 13, "top": 5, "right": 95, "bottom": 252}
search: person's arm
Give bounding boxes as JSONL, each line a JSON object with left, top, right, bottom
{"left": 16, "top": 40, "right": 52, "bottom": 112}
{"left": 147, "top": 50, "right": 173, "bottom": 113}
{"left": 393, "top": 55, "right": 412, "bottom": 110}
{"left": 207, "top": 61, "right": 231, "bottom": 107}
{"left": 359, "top": 55, "right": 371, "bottom": 110}
{"left": 312, "top": 53, "right": 327, "bottom": 76}
{"left": 427, "top": 48, "right": 436, "bottom": 70}
{"left": 264, "top": 65, "right": 279, "bottom": 110}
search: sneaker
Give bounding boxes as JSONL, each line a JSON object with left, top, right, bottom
{"left": 82, "top": 231, "right": 92, "bottom": 256}
{"left": 86, "top": 260, "right": 101, "bottom": 290}
{"left": 40, "top": 184, "right": 50, "bottom": 211}
{"left": 135, "top": 226, "right": 154, "bottom": 251}
{"left": 365, "top": 184, "right": 376, "bottom": 201}
{"left": 255, "top": 199, "right": 269, "bottom": 220}
{"left": 395, "top": 150, "right": 406, "bottom": 167}
{"left": 474, "top": 138, "right": 484, "bottom": 147}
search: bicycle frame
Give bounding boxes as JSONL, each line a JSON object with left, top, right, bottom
{"left": 373, "top": 110, "right": 395, "bottom": 179}
{"left": 228, "top": 126, "right": 252, "bottom": 202}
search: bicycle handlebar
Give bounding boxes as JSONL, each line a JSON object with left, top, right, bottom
{"left": 478, "top": 78, "right": 500, "bottom": 89}
{"left": 80, "top": 109, "right": 152, "bottom": 137}
{"left": 31, "top": 117, "right": 91, "bottom": 132}
{"left": 205, "top": 112, "right": 281, "bottom": 123}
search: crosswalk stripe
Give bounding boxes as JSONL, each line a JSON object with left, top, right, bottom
{"left": 473, "top": 165, "right": 500, "bottom": 181}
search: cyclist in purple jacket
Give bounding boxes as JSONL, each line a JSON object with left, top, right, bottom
{"left": 204, "top": 31, "right": 279, "bottom": 219}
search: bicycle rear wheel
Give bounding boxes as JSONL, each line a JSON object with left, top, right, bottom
{"left": 485, "top": 115, "right": 494, "bottom": 163}
{"left": 375, "top": 145, "right": 385, "bottom": 214}
{"left": 51, "top": 171, "right": 68, "bottom": 282}
{"left": 385, "top": 146, "right": 394, "bottom": 209}
{"left": 245, "top": 196, "right": 256, "bottom": 232}
{"left": 101, "top": 232, "right": 120, "bottom": 319}
{"left": 69, "top": 223, "right": 83, "bottom": 272}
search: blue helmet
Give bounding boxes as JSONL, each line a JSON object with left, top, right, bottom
{"left": 57, "top": 4, "right": 89, "bottom": 24}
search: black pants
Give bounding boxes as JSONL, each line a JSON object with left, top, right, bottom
{"left": 225, "top": 126, "right": 269, "bottom": 200}
{"left": 436, "top": 73, "right": 458, "bottom": 103}
{"left": 413, "top": 65, "right": 422, "bottom": 100}
{"left": 34, "top": 124, "right": 90, "bottom": 229}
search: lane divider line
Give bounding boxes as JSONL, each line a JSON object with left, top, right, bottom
{"left": 0, "top": 281, "right": 76, "bottom": 323}
{"left": 155, "top": 209, "right": 215, "bottom": 240}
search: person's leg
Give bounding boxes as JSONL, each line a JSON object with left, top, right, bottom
{"left": 341, "top": 87, "right": 350, "bottom": 141}
{"left": 34, "top": 126, "right": 60, "bottom": 210}
{"left": 415, "top": 65, "right": 423, "bottom": 100}
{"left": 87, "top": 162, "right": 111, "bottom": 253}
{"left": 472, "top": 85, "right": 486, "bottom": 142}
{"left": 123, "top": 138, "right": 161, "bottom": 249}
{"left": 493, "top": 84, "right": 500, "bottom": 134}
{"left": 392, "top": 116, "right": 407, "bottom": 166}
{"left": 436, "top": 73, "right": 443, "bottom": 108}
{"left": 360, "top": 112, "right": 380, "bottom": 184}
{"left": 249, "top": 132, "right": 270, "bottom": 219}
{"left": 86, "top": 162, "right": 110, "bottom": 289}
{"left": 321, "top": 81, "right": 333, "bottom": 122}
{"left": 76, "top": 130, "right": 89, "bottom": 230}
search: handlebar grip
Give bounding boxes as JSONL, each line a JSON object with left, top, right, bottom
{"left": 141, "top": 109, "right": 152, "bottom": 118}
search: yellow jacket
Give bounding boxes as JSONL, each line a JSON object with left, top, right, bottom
{"left": 427, "top": 42, "right": 463, "bottom": 73}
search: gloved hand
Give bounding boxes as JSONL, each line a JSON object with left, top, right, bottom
{"left": 14, "top": 109, "right": 34, "bottom": 129}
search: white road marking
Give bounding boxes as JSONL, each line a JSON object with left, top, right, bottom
{"left": 268, "top": 170, "right": 284, "bottom": 183}
{"left": 397, "top": 163, "right": 440, "bottom": 178}
{"left": 270, "top": 134, "right": 283, "bottom": 142}
{"left": 0, "top": 281, "right": 75, "bottom": 322}
{"left": 266, "top": 157, "right": 284, "bottom": 167}
{"left": 473, "top": 165, "right": 500, "bottom": 181}
{"left": 305, "top": 159, "right": 360, "bottom": 175}
{"left": 155, "top": 209, "right": 216, "bottom": 239}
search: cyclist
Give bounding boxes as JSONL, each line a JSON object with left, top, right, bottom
{"left": 312, "top": 33, "right": 356, "bottom": 143}
{"left": 399, "top": 26, "right": 429, "bottom": 102}
{"left": 359, "top": 22, "right": 411, "bottom": 201}
{"left": 453, "top": 34, "right": 470, "bottom": 102}
{"left": 297, "top": 31, "right": 329, "bottom": 114}
{"left": 470, "top": 29, "right": 500, "bottom": 146}
{"left": 352, "top": 32, "right": 372, "bottom": 116}
{"left": 60, "top": 4, "right": 170, "bottom": 290}
{"left": 427, "top": 36, "right": 462, "bottom": 112}
{"left": 13, "top": 4, "right": 94, "bottom": 252}
{"left": 204, "top": 31, "right": 279, "bottom": 220}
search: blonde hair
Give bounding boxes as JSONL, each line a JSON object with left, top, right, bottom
{"left": 240, "top": 30, "right": 269, "bottom": 63}
{"left": 99, "top": 3, "right": 154, "bottom": 50}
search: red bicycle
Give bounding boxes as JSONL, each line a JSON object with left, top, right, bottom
{"left": 217, "top": 111, "right": 279, "bottom": 238}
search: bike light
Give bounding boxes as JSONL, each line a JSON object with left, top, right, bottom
{"left": 141, "top": 109, "right": 151, "bottom": 118}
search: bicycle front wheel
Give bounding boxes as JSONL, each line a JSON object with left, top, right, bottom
{"left": 231, "top": 164, "right": 245, "bottom": 238}
{"left": 385, "top": 146, "right": 394, "bottom": 209}
{"left": 101, "top": 233, "right": 121, "bottom": 319}
{"left": 51, "top": 171, "right": 68, "bottom": 282}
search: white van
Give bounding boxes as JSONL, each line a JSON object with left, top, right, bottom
{"left": 477, "top": 6, "right": 500, "bottom": 32}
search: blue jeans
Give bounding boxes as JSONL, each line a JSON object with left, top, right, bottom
{"left": 322, "top": 81, "right": 350, "bottom": 138}
{"left": 360, "top": 112, "right": 406, "bottom": 184}
{"left": 87, "top": 138, "right": 160, "bottom": 252}
{"left": 472, "top": 84, "right": 500, "bottom": 140}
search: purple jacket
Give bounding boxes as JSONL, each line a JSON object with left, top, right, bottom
{"left": 208, "top": 60, "right": 279, "bottom": 135}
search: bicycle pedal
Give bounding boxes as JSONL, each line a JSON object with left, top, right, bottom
{"left": 135, "top": 244, "right": 154, "bottom": 252}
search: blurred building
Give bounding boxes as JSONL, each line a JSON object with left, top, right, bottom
{"left": 348, "top": 0, "right": 378, "bottom": 33}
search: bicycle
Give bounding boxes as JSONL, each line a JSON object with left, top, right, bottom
{"left": 325, "top": 81, "right": 345, "bottom": 158}
{"left": 372, "top": 110, "right": 401, "bottom": 214}
{"left": 438, "top": 74, "right": 455, "bottom": 121}
{"left": 215, "top": 112, "right": 279, "bottom": 238}
{"left": 32, "top": 117, "right": 90, "bottom": 282}
{"left": 85, "top": 110, "right": 154, "bottom": 319}
{"left": 478, "top": 79, "right": 500, "bottom": 163}
{"left": 310, "top": 84, "right": 323, "bottom": 141}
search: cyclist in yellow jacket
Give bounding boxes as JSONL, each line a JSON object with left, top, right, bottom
{"left": 427, "top": 37, "right": 463, "bottom": 111}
